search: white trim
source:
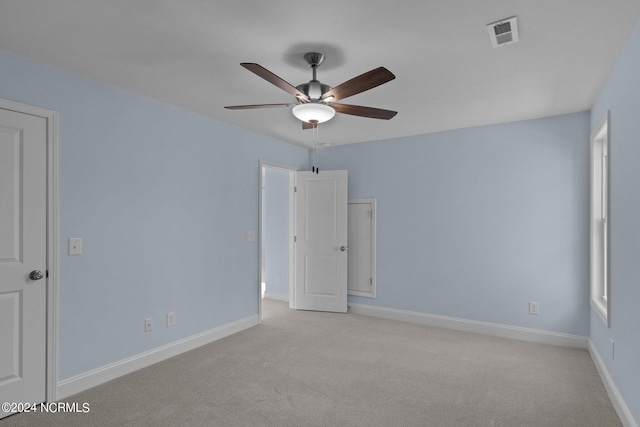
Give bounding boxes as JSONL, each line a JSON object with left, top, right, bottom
{"left": 259, "top": 160, "right": 297, "bottom": 323}
{"left": 57, "top": 315, "right": 258, "bottom": 399}
{"left": 590, "top": 110, "right": 610, "bottom": 327}
{"left": 347, "top": 198, "right": 377, "bottom": 298}
{"left": 287, "top": 168, "right": 295, "bottom": 310}
{"left": 0, "top": 98, "right": 59, "bottom": 403}
{"left": 348, "top": 303, "right": 588, "bottom": 349}
{"left": 263, "top": 292, "right": 289, "bottom": 302}
{"left": 589, "top": 340, "right": 638, "bottom": 427}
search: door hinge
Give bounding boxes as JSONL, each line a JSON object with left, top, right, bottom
{"left": 370, "top": 278, "right": 373, "bottom": 285}
{"left": 46, "top": 270, "right": 49, "bottom": 278}
{"left": 294, "top": 186, "right": 297, "bottom": 192}
{"left": 294, "top": 236, "right": 297, "bottom": 243}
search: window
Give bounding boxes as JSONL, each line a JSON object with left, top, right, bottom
{"left": 590, "top": 112, "right": 610, "bottom": 326}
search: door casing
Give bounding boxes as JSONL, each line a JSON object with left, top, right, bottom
{"left": 258, "top": 160, "right": 296, "bottom": 322}
{"left": 347, "top": 198, "right": 377, "bottom": 299}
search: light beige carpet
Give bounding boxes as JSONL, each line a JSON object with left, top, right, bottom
{"left": 1, "top": 299, "right": 621, "bottom": 426}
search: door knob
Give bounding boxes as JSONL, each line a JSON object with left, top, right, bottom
{"left": 29, "top": 270, "right": 44, "bottom": 281}
{"left": 340, "top": 246, "right": 348, "bottom": 252}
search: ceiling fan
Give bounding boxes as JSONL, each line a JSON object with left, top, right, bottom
{"left": 224, "top": 52, "right": 397, "bottom": 129}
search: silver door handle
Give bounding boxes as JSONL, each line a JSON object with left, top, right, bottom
{"left": 340, "top": 246, "right": 348, "bottom": 252}
{"left": 29, "top": 270, "right": 44, "bottom": 281}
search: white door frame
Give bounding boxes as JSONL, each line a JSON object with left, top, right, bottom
{"left": 258, "top": 160, "right": 296, "bottom": 322}
{"left": 348, "top": 198, "right": 377, "bottom": 299}
{"left": 0, "top": 98, "right": 58, "bottom": 402}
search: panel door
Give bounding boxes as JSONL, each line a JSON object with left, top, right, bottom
{"left": 0, "top": 108, "right": 47, "bottom": 417}
{"left": 294, "top": 170, "right": 348, "bottom": 313}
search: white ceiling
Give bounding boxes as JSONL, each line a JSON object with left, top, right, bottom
{"left": 2, "top": 1, "right": 640, "bottom": 147}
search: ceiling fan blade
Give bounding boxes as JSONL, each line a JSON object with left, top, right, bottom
{"left": 331, "top": 103, "right": 397, "bottom": 120}
{"left": 224, "top": 103, "right": 290, "bottom": 110}
{"left": 321, "top": 67, "right": 395, "bottom": 102}
{"left": 241, "top": 63, "right": 309, "bottom": 101}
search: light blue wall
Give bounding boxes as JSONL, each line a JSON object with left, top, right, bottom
{"left": 0, "top": 50, "right": 308, "bottom": 380}
{"left": 4, "top": 25, "right": 639, "bottom": 416}
{"left": 320, "top": 112, "right": 590, "bottom": 336}
{"left": 263, "top": 167, "right": 290, "bottom": 295}
{"left": 590, "top": 17, "right": 640, "bottom": 423}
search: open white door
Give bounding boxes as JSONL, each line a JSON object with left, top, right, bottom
{"left": 294, "top": 170, "right": 348, "bottom": 313}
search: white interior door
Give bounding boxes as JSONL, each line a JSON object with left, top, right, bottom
{"left": 0, "top": 108, "right": 48, "bottom": 417}
{"left": 294, "top": 170, "right": 348, "bottom": 313}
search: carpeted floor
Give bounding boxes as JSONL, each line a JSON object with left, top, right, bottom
{"left": 1, "top": 298, "right": 621, "bottom": 426}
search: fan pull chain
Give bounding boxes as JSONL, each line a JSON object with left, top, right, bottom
{"left": 311, "top": 120, "right": 319, "bottom": 174}
{"left": 315, "top": 123, "right": 320, "bottom": 174}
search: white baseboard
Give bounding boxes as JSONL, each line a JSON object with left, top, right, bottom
{"left": 57, "top": 315, "right": 259, "bottom": 399}
{"left": 589, "top": 340, "right": 638, "bottom": 427}
{"left": 263, "top": 292, "right": 288, "bottom": 302}
{"left": 348, "top": 303, "right": 588, "bottom": 349}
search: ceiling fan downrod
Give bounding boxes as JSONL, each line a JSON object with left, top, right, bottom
{"left": 304, "top": 52, "right": 325, "bottom": 80}
{"left": 297, "top": 52, "right": 331, "bottom": 102}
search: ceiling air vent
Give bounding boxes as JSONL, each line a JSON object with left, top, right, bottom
{"left": 487, "top": 16, "right": 519, "bottom": 48}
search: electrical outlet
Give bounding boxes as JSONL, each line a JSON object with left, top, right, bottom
{"left": 246, "top": 231, "right": 255, "bottom": 241}
{"left": 529, "top": 302, "right": 539, "bottom": 315}
{"left": 145, "top": 318, "right": 153, "bottom": 332}
{"left": 167, "top": 312, "right": 176, "bottom": 327}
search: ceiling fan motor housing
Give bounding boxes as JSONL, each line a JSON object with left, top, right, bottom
{"left": 296, "top": 81, "right": 332, "bottom": 101}
{"left": 295, "top": 52, "right": 332, "bottom": 101}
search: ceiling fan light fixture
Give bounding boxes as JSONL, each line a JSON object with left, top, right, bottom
{"left": 225, "top": 53, "right": 397, "bottom": 127}
{"left": 292, "top": 103, "right": 335, "bottom": 124}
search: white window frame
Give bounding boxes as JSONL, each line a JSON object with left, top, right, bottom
{"left": 590, "top": 111, "right": 610, "bottom": 327}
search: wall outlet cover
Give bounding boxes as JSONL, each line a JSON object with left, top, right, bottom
{"left": 529, "top": 302, "right": 539, "bottom": 315}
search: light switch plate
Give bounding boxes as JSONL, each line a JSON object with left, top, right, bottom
{"left": 68, "top": 238, "right": 82, "bottom": 255}
{"left": 167, "top": 312, "right": 176, "bottom": 327}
